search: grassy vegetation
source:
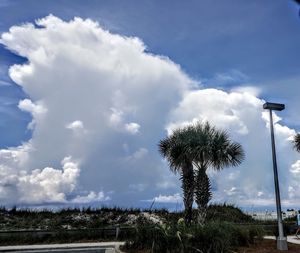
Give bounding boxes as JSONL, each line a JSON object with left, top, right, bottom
{"left": 0, "top": 206, "right": 142, "bottom": 230}
{"left": 122, "top": 217, "right": 264, "bottom": 253}
{"left": 0, "top": 204, "right": 253, "bottom": 231}
{"left": 0, "top": 204, "right": 268, "bottom": 247}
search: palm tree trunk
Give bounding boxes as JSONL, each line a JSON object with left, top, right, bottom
{"left": 181, "top": 162, "right": 194, "bottom": 225}
{"left": 195, "top": 166, "right": 211, "bottom": 226}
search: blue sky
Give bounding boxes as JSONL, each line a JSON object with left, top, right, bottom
{"left": 0, "top": 0, "right": 300, "bottom": 210}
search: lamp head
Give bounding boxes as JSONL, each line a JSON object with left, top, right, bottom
{"left": 263, "top": 102, "right": 285, "bottom": 111}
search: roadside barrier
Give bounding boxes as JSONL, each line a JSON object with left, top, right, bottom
{"left": 0, "top": 226, "right": 135, "bottom": 245}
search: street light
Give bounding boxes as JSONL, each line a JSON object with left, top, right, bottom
{"left": 263, "top": 102, "right": 288, "bottom": 251}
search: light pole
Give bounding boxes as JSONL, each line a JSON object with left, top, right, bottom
{"left": 263, "top": 102, "right": 288, "bottom": 251}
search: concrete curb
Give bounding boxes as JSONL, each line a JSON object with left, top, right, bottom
{"left": 115, "top": 245, "right": 125, "bottom": 253}
{"left": 264, "top": 236, "right": 300, "bottom": 245}
{"left": 0, "top": 241, "right": 125, "bottom": 252}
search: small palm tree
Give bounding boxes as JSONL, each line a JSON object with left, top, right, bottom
{"left": 294, "top": 133, "right": 300, "bottom": 152}
{"left": 190, "top": 123, "right": 244, "bottom": 224}
{"left": 159, "top": 128, "right": 195, "bottom": 225}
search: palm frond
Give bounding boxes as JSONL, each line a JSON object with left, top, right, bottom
{"left": 293, "top": 133, "right": 300, "bottom": 153}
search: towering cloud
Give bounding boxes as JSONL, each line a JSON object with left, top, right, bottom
{"left": 0, "top": 15, "right": 299, "bottom": 208}
{"left": 0, "top": 15, "right": 193, "bottom": 206}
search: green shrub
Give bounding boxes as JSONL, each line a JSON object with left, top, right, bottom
{"left": 123, "top": 219, "right": 265, "bottom": 253}
{"left": 206, "top": 203, "right": 253, "bottom": 223}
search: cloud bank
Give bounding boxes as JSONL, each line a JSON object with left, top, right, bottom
{"left": 0, "top": 15, "right": 299, "bottom": 209}
{"left": 167, "top": 89, "right": 299, "bottom": 208}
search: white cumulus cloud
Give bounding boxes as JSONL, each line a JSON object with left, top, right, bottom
{"left": 150, "top": 193, "right": 182, "bottom": 203}
{"left": 66, "top": 120, "right": 86, "bottom": 136}
{"left": 17, "top": 157, "right": 80, "bottom": 204}
{"left": 0, "top": 15, "right": 299, "bottom": 209}
{"left": 125, "top": 122, "right": 140, "bottom": 135}
{"left": 71, "top": 191, "right": 110, "bottom": 204}
{"left": 291, "top": 160, "right": 300, "bottom": 174}
{"left": 18, "top": 99, "right": 47, "bottom": 129}
{"left": 0, "top": 15, "right": 193, "bottom": 206}
{"left": 0, "top": 152, "right": 107, "bottom": 205}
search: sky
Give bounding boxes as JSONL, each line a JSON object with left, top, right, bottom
{"left": 0, "top": 0, "right": 300, "bottom": 211}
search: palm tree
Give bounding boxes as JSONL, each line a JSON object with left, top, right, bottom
{"left": 159, "top": 122, "right": 244, "bottom": 225}
{"left": 294, "top": 133, "right": 300, "bottom": 152}
{"left": 190, "top": 123, "right": 244, "bottom": 225}
{"left": 159, "top": 128, "right": 195, "bottom": 225}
